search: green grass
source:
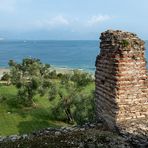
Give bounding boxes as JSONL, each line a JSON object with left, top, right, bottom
{"left": 0, "top": 82, "right": 95, "bottom": 136}
{"left": 0, "top": 85, "right": 68, "bottom": 136}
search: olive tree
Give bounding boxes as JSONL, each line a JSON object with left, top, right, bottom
{"left": 49, "top": 70, "right": 94, "bottom": 124}
{"left": 8, "top": 58, "right": 51, "bottom": 106}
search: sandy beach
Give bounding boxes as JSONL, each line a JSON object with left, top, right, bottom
{"left": 0, "top": 67, "right": 69, "bottom": 78}
{"left": 0, "top": 67, "right": 72, "bottom": 76}
{"left": 0, "top": 67, "right": 94, "bottom": 80}
{"left": 0, "top": 67, "right": 86, "bottom": 79}
{"left": 0, "top": 68, "right": 10, "bottom": 79}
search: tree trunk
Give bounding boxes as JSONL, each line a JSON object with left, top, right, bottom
{"left": 65, "top": 108, "right": 73, "bottom": 123}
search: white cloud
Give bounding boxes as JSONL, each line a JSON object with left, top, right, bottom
{"left": 48, "top": 15, "right": 69, "bottom": 26}
{"left": 33, "top": 15, "right": 70, "bottom": 30}
{"left": 87, "top": 15, "right": 111, "bottom": 26}
{"left": 33, "top": 15, "right": 112, "bottom": 30}
{"left": 0, "top": 0, "right": 16, "bottom": 13}
{"left": 0, "top": 12, "right": 113, "bottom": 32}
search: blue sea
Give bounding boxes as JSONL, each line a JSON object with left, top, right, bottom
{"left": 0, "top": 40, "right": 148, "bottom": 72}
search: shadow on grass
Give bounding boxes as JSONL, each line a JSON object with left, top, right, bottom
{"left": 0, "top": 92, "right": 21, "bottom": 112}
{"left": 18, "top": 107, "right": 56, "bottom": 120}
{"left": 5, "top": 95, "right": 20, "bottom": 109}
{"left": 17, "top": 120, "right": 58, "bottom": 135}
{"left": 17, "top": 107, "right": 61, "bottom": 135}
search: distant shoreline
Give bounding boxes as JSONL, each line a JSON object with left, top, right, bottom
{"left": 0, "top": 68, "right": 10, "bottom": 79}
{"left": 0, "top": 68, "right": 9, "bottom": 74}
{"left": 0, "top": 66, "right": 94, "bottom": 79}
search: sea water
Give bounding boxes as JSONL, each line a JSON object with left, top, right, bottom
{"left": 0, "top": 40, "right": 148, "bottom": 72}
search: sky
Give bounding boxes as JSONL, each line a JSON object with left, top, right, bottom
{"left": 0, "top": 0, "right": 148, "bottom": 40}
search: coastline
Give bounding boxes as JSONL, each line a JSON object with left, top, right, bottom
{"left": 0, "top": 68, "right": 10, "bottom": 79}
{"left": 0, "top": 66, "right": 94, "bottom": 79}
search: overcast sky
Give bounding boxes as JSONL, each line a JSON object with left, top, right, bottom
{"left": 0, "top": 0, "right": 148, "bottom": 40}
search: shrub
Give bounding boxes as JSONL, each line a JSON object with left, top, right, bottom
{"left": 49, "top": 70, "right": 95, "bottom": 124}
{"left": 121, "top": 39, "right": 129, "bottom": 47}
{"left": 8, "top": 58, "right": 51, "bottom": 106}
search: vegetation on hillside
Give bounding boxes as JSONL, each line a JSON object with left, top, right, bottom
{"left": 0, "top": 58, "right": 95, "bottom": 136}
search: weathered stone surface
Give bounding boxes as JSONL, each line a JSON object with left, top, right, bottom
{"left": 95, "top": 30, "right": 148, "bottom": 146}
{"left": 0, "top": 123, "right": 132, "bottom": 148}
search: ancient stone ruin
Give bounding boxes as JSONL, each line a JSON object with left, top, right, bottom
{"left": 95, "top": 30, "right": 148, "bottom": 132}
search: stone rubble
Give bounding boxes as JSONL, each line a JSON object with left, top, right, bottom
{"left": 0, "top": 122, "right": 132, "bottom": 148}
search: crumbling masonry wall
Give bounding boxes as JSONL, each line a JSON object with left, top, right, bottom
{"left": 95, "top": 30, "right": 148, "bottom": 130}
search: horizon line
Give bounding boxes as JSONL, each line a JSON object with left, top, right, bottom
{"left": 1, "top": 39, "right": 148, "bottom": 41}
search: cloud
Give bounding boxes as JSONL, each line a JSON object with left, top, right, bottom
{"left": 0, "top": 13, "right": 113, "bottom": 32}
{"left": 0, "top": 0, "right": 16, "bottom": 13}
{"left": 34, "top": 15, "right": 112, "bottom": 32}
{"left": 87, "top": 15, "right": 111, "bottom": 26}
{"left": 48, "top": 15, "right": 69, "bottom": 26}
{"left": 34, "top": 15, "right": 70, "bottom": 30}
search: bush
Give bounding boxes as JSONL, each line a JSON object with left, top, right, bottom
{"left": 49, "top": 70, "right": 95, "bottom": 124}
{"left": 8, "top": 58, "right": 52, "bottom": 106}
{"left": 72, "top": 92, "right": 95, "bottom": 124}
{"left": 71, "top": 70, "right": 93, "bottom": 87}
{"left": 121, "top": 39, "right": 129, "bottom": 47}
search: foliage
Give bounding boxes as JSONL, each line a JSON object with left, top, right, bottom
{"left": 71, "top": 70, "right": 93, "bottom": 87}
{"left": 1, "top": 58, "right": 95, "bottom": 135}
{"left": 121, "top": 39, "right": 129, "bottom": 47}
{"left": 8, "top": 58, "right": 94, "bottom": 122}
{"left": 0, "top": 85, "right": 68, "bottom": 136}
{"left": 8, "top": 58, "right": 52, "bottom": 106}
{"left": 72, "top": 92, "right": 95, "bottom": 124}
{"left": 49, "top": 70, "right": 95, "bottom": 124}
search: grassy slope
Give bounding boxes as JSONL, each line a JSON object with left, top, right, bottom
{"left": 0, "top": 83, "right": 94, "bottom": 136}
{"left": 0, "top": 85, "right": 67, "bottom": 136}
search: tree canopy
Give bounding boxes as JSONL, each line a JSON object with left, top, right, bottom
{"left": 8, "top": 58, "right": 51, "bottom": 106}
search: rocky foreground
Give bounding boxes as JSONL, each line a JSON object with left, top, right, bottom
{"left": 0, "top": 121, "right": 147, "bottom": 148}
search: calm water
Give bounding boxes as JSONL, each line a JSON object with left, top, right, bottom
{"left": 0, "top": 40, "right": 148, "bottom": 71}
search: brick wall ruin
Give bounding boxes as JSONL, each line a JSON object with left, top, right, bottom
{"left": 95, "top": 30, "right": 148, "bottom": 130}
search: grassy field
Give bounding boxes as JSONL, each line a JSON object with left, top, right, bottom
{"left": 0, "top": 83, "right": 94, "bottom": 136}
